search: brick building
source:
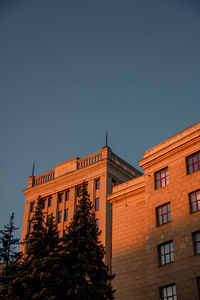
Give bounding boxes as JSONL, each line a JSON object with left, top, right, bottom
{"left": 108, "top": 122, "right": 200, "bottom": 299}
{"left": 21, "top": 122, "right": 200, "bottom": 299}
{"left": 20, "top": 146, "right": 142, "bottom": 266}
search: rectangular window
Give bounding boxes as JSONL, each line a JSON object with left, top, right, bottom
{"left": 160, "top": 284, "right": 177, "bottom": 300}
{"left": 190, "top": 190, "right": 200, "bottom": 213}
{"left": 95, "top": 179, "right": 100, "bottom": 190}
{"left": 155, "top": 167, "right": 169, "bottom": 189}
{"left": 41, "top": 199, "right": 46, "bottom": 209}
{"left": 158, "top": 241, "right": 174, "bottom": 266}
{"left": 30, "top": 202, "right": 35, "bottom": 212}
{"left": 58, "top": 211, "right": 62, "bottom": 223}
{"left": 29, "top": 220, "right": 33, "bottom": 232}
{"left": 95, "top": 198, "right": 99, "bottom": 211}
{"left": 65, "top": 191, "right": 70, "bottom": 201}
{"left": 64, "top": 209, "right": 69, "bottom": 221}
{"left": 95, "top": 198, "right": 100, "bottom": 211}
{"left": 193, "top": 231, "right": 200, "bottom": 254}
{"left": 48, "top": 197, "right": 52, "bottom": 207}
{"left": 58, "top": 193, "right": 63, "bottom": 203}
{"left": 96, "top": 219, "right": 99, "bottom": 229}
{"left": 84, "top": 183, "right": 88, "bottom": 193}
{"left": 187, "top": 151, "right": 200, "bottom": 174}
{"left": 156, "top": 203, "right": 171, "bottom": 226}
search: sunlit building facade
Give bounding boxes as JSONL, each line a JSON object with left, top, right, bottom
{"left": 20, "top": 146, "right": 142, "bottom": 266}
{"left": 21, "top": 122, "right": 200, "bottom": 299}
{"left": 108, "top": 122, "right": 200, "bottom": 299}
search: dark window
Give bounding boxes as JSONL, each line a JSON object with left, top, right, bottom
{"left": 29, "top": 220, "right": 33, "bottom": 232}
{"left": 193, "top": 231, "right": 200, "bottom": 254}
{"left": 190, "top": 190, "right": 200, "bottom": 212}
{"left": 156, "top": 203, "right": 171, "bottom": 226}
{"left": 58, "top": 193, "right": 63, "bottom": 203}
{"left": 187, "top": 151, "right": 200, "bottom": 174}
{"left": 95, "top": 198, "right": 100, "bottom": 211}
{"left": 84, "top": 184, "right": 88, "bottom": 193}
{"left": 158, "top": 241, "right": 174, "bottom": 266}
{"left": 65, "top": 191, "right": 70, "bottom": 201}
{"left": 155, "top": 167, "right": 169, "bottom": 189}
{"left": 160, "top": 284, "right": 177, "bottom": 300}
{"left": 48, "top": 197, "right": 52, "bottom": 207}
{"left": 96, "top": 219, "right": 99, "bottom": 229}
{"left": 58, "top": 211, "right": 62, "bottom": 223}
{"left": 64, "top": 209, "right": 69, "bottom": 221}
{"left": 41, "top": 199, "right": 46, "bottom": 209}
{"left": 30, "top": 202, "right": 35, "bottom": 212}
{"left": 95, "top": 179, "right": 100, "bottom": 190}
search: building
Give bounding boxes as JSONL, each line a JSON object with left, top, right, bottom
{"left": 20, "top": 145, "right": 142, "bottom": 266}
{"left": 108, "top": 122, "right": 200, "bottom": 299}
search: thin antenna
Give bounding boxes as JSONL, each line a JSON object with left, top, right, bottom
{"left": 106, "top": 130, "right": 108, "bottom": 147}
{"left": 32, "top": 161, "right": 35, "bottom": 177}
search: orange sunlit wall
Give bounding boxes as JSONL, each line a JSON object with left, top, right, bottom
{"left": 109, "top": 122, "right": 200, "bottom": 300}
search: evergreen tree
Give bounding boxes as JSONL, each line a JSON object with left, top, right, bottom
{"left": 63, "top": 186, "right": 115, "bottom": 300}
{"left": 0, "top": 212, "right": 20, "bottom": 272}
{"left": 0, "top": 198, "right": 69, "bottom": 300}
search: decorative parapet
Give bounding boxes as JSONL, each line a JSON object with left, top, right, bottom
{"left": 34, "top": 170, "right": 55, "bottom": 187}
{"left": 77, "top": 152, "right": 103, "bottom": 169}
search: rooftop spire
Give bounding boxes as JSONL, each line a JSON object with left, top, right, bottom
{"left": 106, "top": 130, "right": 108, "bottom": 147}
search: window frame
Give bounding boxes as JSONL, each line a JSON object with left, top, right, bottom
{"left": 156, "top": 203, "right": 172, "bottom": 226}
{"left": 155, "top": 167, "right": 169, "bottom": 190}
{"left": 30, "top": 202, "right": 35, "bottom": 212}
{"left": 65, "top": 190, "right": 70, "bottom": 201}
{"left": 95, "top": 198, "right": 100, "bottom": 211}
{"left": 48, "top": 196, "right": 52, "bottom": 207}
{"left": 159, "top": 283, "right": 177, "bottom": 300}
{"left": 95, "top": 179, "right": 100, "bottom": 190}
{"left": 186, "top": 151, "right": 200, "bottom": 175}
{"left": 58, "top": 193, "right": 64, "bottom": 203}
{"left": 57, "top": 211, "right": 62, "bottom": 223}
{"left": 193, "top": 231, "right": 200, "bottom": 255}
{"left": 64, "top": 209, "right": 69, "bottom": 222}
{"left": 189, "top": 190, "right": 200, "bottom": 213}
{"left": 158, "top": 240, "right": 174, "bottom": 266}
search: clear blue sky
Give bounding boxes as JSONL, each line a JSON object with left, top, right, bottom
{"left": 0, "top": 0, "right": 199, "bottom": 237}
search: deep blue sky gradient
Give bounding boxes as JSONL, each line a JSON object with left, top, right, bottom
{"left": 0, "top": 0, "right": 200, "bottom": 236}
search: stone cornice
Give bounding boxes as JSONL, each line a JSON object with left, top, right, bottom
{"left": 139, "top": 123, "right": 200, "bottom": 169}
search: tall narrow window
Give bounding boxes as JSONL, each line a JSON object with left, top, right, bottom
{"left": 193, "top": 231, "right": 200, "bottom": 254}
{"left": 58, "top": 193, "right": 63, "bottom": 203}
{"left": 186, "top": 151, "right": 200, "bottom": 174}
{"left": 190, "top": 190, "right": 200, "bottom": 213}
{"left": 65, "top": 191, "right": 70, "bottom": 201}
{"left": 64, "top": 209, "right": 69, "bottom": 221}
{"left": 96, "top": 219, "right": 99, "bottom": 229}
{"left": 156, "top": 203, "right": 171, "bottom": 226}
{"left": 95, "top": 198, "right": 100, "bottom": 211}
{"left": 41, "top": 199, "right": 46, "bottom": 209}
{"left": 160, "top": 284, "right": 177, "bottom": 300}
{"left": 48, "top": 197, "right": 52, "bottom": 207}
{"left": 155, "top": 167, "right": 169, "bottom": 189}
{"left": 30, "top": 202, "right": 35, "bottom": 212}
{"left": 95, "top": 179, "right": 100, "bottom": 190}
{"left": 58, "top": 211, "right": 62, "bottom": 223}
{"left": 158, "top": 241, "right": 174, "bottom": 266}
